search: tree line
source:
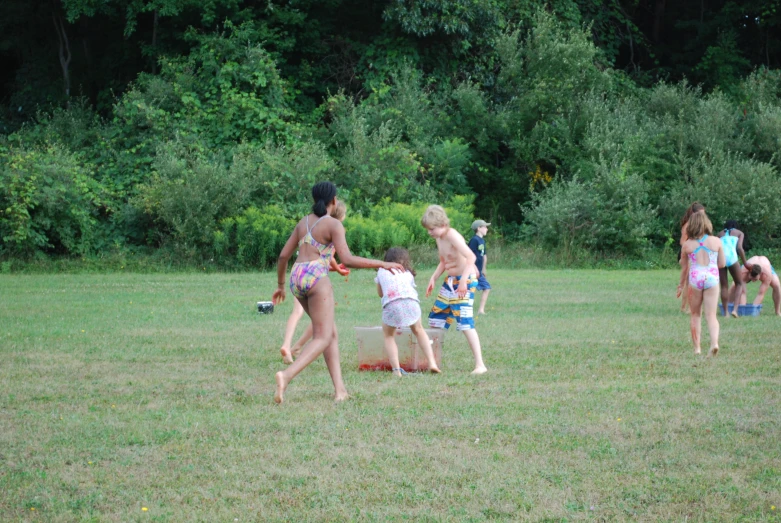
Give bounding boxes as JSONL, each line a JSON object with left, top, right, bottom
{"left": 1, "top": 2, "right": 780, "bottom": 262}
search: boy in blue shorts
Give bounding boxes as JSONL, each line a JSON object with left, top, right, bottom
{"left": 468, "top": 219, "right": 491, "bottom": 315}
{"left": 422, "top": 205, "right": 487, "bottom": 374}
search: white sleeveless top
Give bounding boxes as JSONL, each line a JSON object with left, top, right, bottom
{"left": 375, "top": 269, "right": 419, "bottom": 308}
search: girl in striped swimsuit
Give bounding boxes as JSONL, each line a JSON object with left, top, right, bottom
{"left": 271, "top": 182, "right": 403, "bottom": 404}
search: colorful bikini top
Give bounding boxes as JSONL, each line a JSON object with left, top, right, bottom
{"left": 690, "top": 235, "right": 718, "bottom": 267}
{"left": 298, "top": 215, "right": 336, "bottom": 263}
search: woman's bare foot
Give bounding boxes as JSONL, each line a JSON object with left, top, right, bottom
{"left": 274, "top": 371, "right": 288, "bottom": 404}
{"left": 471, "top": 366, "right": 488, "bottom": 375}
{"left": 731, "top": 310, "right": 738, "bottom": 318}
{"left": 694, "top": 348, "right": 702, "bottom": 355}
{"left": 429, "top": 366, "right": 442, "bottom": 374}
{"left": 334, "top": 391, "right": 349, "bottom": 402}
{"left": 709, "top": 346, "right": 719, "bottom": 357}
{"left": 280, "top": 347, "right": 293, "bottom": 365}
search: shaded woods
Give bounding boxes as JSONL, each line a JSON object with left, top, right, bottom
{"left": 1, "top": 1, "right": 781, "bottom": 264}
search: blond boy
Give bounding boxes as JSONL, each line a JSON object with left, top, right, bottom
{"left": 422, "top": 205, "right": 487, "bottom": 374}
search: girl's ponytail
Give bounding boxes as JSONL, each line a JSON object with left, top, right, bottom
{"left": 311, "top": 181, "right": 337, "bottom": 217}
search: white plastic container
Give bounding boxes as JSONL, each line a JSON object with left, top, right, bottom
{"left": 354, "top": 326, "right": 444, "bottom": 372}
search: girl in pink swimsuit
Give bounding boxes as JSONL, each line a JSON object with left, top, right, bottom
{"left": 678, "top": 212, "right": 725, "bottom": 356}
{"left": 271, "top": 182, "right": 404, "bottom": 404}
{"left": 687, "top": 236, "right": 720, "bottom": 291}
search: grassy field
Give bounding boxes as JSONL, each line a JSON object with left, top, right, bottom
{"left": 1, "top": 269, "right": 780, "bottom": 521}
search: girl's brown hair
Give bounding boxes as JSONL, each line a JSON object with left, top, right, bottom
{"left": 331, "top": 200, "right": 347, "bottom": 221}
{"left": 680, "top": 202, "right": 705, "bottom": 227}
{"left": 384, "top": 247, "right": 415, "bottom": 276}
{"left": 686, "top": 210, "right": 713, "bottom": 239}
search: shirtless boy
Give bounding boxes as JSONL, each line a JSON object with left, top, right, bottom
{"left": 422, "top": 205, "right": 488, "bottom": 374}
{"left": 730, "top": 255, "right": 781, "bottom": 316}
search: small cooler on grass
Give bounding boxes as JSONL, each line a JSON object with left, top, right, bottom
{"left": 354, "top": 326, "right": 444, "bottom": 372}
{"left": 738, "top": 304, "right": 762, "bottom": 316}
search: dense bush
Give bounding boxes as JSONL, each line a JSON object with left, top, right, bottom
{"left": 661, "top": 151, "right": 781, "bottom": 246}
{"left": 214, "top": 207, "right": 295, "bottom": 268}
{"left": 0, "top": 142, "right": 105, "bottom": 255}
{"left": 213, "top": 198, "right": 475, "bottom": 268}
{"left": 3, "top": 9, "right": 781, "bottom": 263}
{"left": 524, "top": 161, "right": 656, "bottom": 255}
{"left": 132, "top": 141, "right": 251, "bottom": 251}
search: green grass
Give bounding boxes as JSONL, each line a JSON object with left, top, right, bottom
{"left": 1, "top": 269, "right": 780, "bottom": 521}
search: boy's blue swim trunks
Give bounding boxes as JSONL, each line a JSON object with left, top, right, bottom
{"left": 476, "top": 273, "right": 491, "bottom": 291}
{"left": 428, "top": 274, "right": 477, "bottom": 331}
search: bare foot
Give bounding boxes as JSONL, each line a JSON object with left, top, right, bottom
{"left": 280, "top": 347, "right": 293, "bottom": 365}
{"left": 478, "top": 310, "right": 486, "bottom": 315}
{"left": 471, "top": 366, "right": 488, "bottom": 375}
{"left": 694, "top": 348, "right": 701, "bottom": 355}
{"left": 731, "top": 311, "right": 738, "bottom": 318}
{"left": 429, "top": 366, "right": 442, "bottom": 374}
{"left": 334, "top": 391, "right": 349, "bottom": 402}
{"left": 274, "top": 371, "right": 288, "bottom": 404}
{"left": 709, "top": 347, "right": 719, "bottom": 357}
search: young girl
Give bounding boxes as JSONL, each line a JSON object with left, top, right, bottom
{"left": 375, "top": 248, "right": 441, "bottom": 376}
{"left": 271, "top": 182, "right": 403, "bottom": 403}
{"left": 717, "top": 219, "right": 748, "bottom": 317}
{"left": 677, "top": 211, "right": 725, "bottom": 355}
{"left": 279, "top": 200, "right": 349, "bottom": 364}
{"left": 678, "top": 202, "right": 705, "bottom": 313}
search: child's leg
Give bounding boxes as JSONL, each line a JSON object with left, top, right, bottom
{"left": 702, "top": 286, "right": 720, "bottom": 355}
{"left": 478, "top": 289, "right": 490, "bottom": 315}
{"left": 275, "top": 279, "right": 341, "bottom": 403}
{"left": 727, "top": 264, "right": 743, "bottom": 317}
{"left": 291, "top": 323, "right": 313, "bottom": 358}
{"left": 718, "top": 267, "right": 730, "bottom": 317}
{"left": 688, "top": 287, "right": 704, "bottom": 354}
{"left": 280, "top": 299, "right": 305, "bottom": 364}
{"left": 410, "top": 320, "right": 441, "bottom": 373}
{"left": 462, "top": 329, "right": 487, "bottom": 374}
{"left": 382, "top": 323, "right": 403, "bottom": 376}
{"left": 322, "top": 324, "right": 349, "bottom": 401}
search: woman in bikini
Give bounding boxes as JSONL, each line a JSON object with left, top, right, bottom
{"left": 271, "top": 182, "right": 403, "bottom": 403}
{"left": 677, "top": 211, "right": 725, "bottom": 356}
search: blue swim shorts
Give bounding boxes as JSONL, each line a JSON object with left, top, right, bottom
{"left": 428, "top": 274, "right": 477, "bottom": 331}
{"left": 476, "top": 273, "right": 491, "bottom": 291}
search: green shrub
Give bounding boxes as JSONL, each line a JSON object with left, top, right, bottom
{"left": 0, "top": 142, "right": 104, "bottom": 255}
{"left": 231, "top": 140, "right": 336, "bottom": 217}
{"left": 213, "top": 198, "right": 475, "bottom": 267}
{"left": 524, "top": 162, "right": 656, "bottom": 255}
{"left": 214, "top": 207, "right": 294, "bottom": 268}
{"left": 133, "top": 140, "right": 251, "bottom": 249}
{"left": 660, "top": 151, "right": 781, "bottom": 247}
